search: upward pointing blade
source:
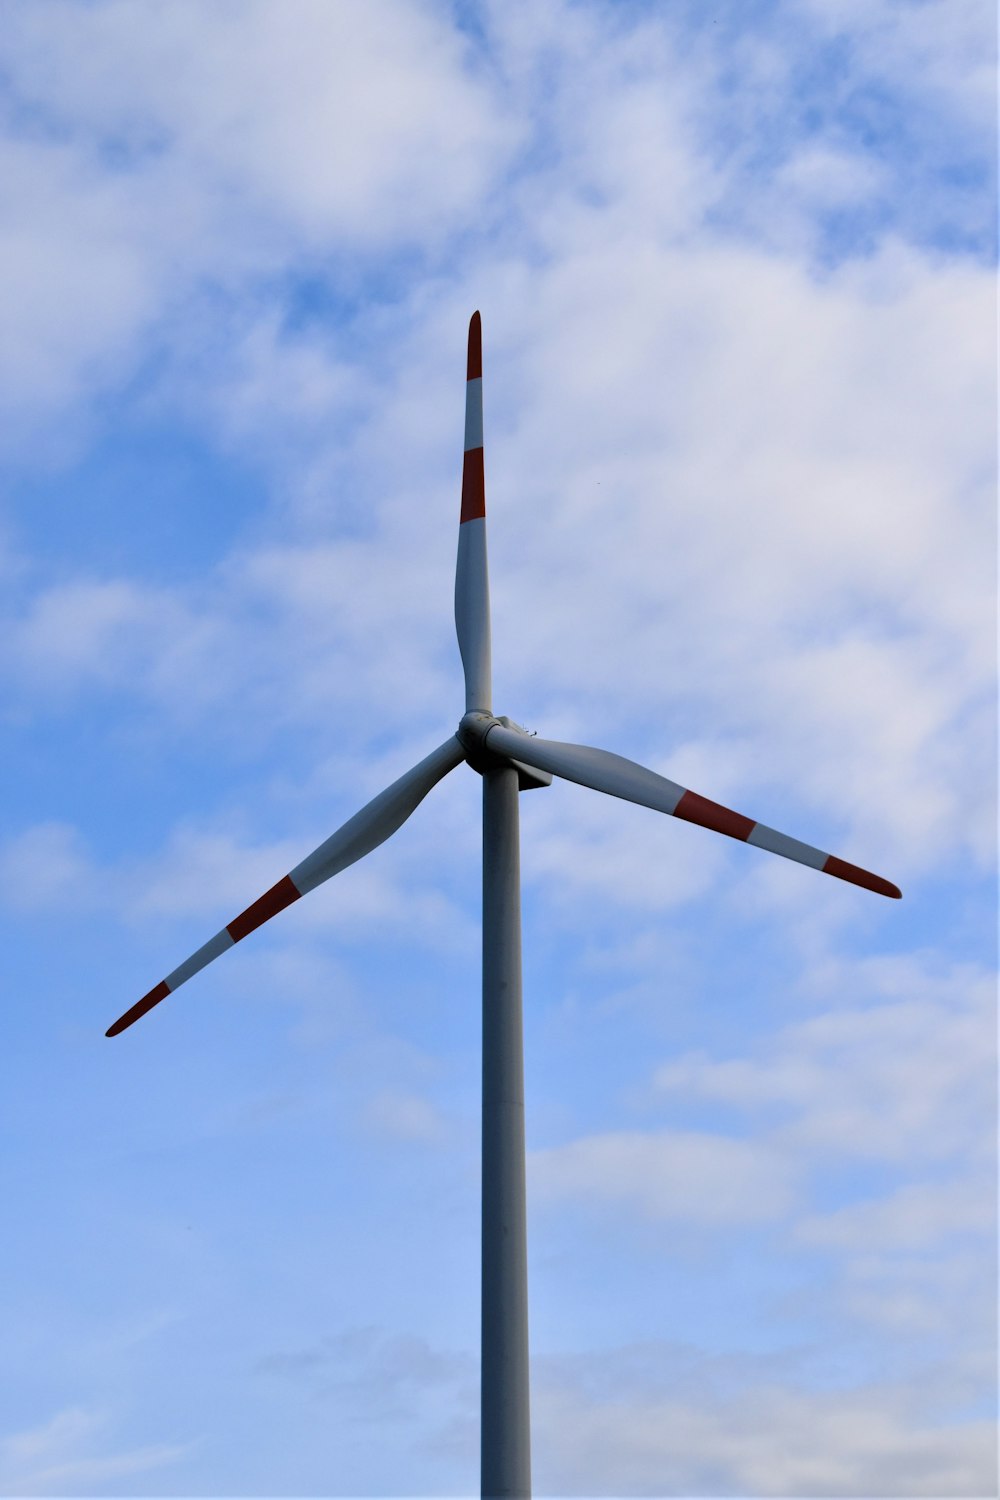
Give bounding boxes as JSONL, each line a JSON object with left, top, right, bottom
{"left": 106, "top": 735, "right": 465, "bottom": 1036}
{"left": 484, "top": 723, "right": 901, "bottom": 899}
{"left": 455, "top": 311, "right": 492, "bottom": 713}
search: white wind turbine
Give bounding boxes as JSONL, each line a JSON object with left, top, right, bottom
{"left": 108, "top": 312, "right": 901, "bottom": 1499}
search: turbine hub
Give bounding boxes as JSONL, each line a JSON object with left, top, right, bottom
{"left": 458, "top": 710, "right": 501, "bottom": 756}
{"left": 458, "top": 712, "right": 552, "bottom": 791}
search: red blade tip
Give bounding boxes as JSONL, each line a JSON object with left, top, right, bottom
{"left": 822, "top": 855, "right": 901, "bottom": 899}
{"left": 467, "top": 311, "right": 482, "bottom": 380}
{"left": 106, "top": 980, "right": 170, "bottom": 1037}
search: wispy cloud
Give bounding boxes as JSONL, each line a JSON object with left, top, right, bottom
{"left": 533, "top": 1356, "right": 997, "bottom": 1496}
{"left": 0, "top": 1406, "right": 190, "bottom": 1497}
{"left": 532, "top": 1127, "right": 796, "bottom": 1224}
{"left": 654, "top": 954, "right": 994, "bottom": 1165}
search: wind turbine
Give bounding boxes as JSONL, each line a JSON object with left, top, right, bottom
{"left": 107, "top": 312, "right": 901, "bottom": 1499}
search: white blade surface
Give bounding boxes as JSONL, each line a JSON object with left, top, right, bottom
{"left": 106, "top": 735, "right": 465, "bottom": 1035}
{"left": 455, "top": 310, "right": 492, "bottom": 713}
{"left": 484, "top": 723, "right": 901, "bottom": 899}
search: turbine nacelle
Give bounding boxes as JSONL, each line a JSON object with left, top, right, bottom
{"left": 458, "top": 711, "right": 554, "bottom": 791}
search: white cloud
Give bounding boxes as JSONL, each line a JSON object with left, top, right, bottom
{"left": 797, "top": 1176, "right": 996, "bottom": 1253}
{"left": 835, "top": 1245, "right": 996, "bottom": 1341}
{"left": 4, "top": 0, "right": 514, "bottom": 244}
{"left": 0, "top": 134, "right": 157, "bottom": 451}
{"left": 531, "top": 947, "right": 994, "bottom": 1364}
{"left": 655, "top": 954, "right": 995, "bottom": 1166}
{"left": 0, "top": 822, "right": 96, "bottom": 913}
{"left": 531, "top": 1128, "right": 796, "bottom": 1224}
{"left": 795, "top": 1180, "right": 997, "bottom": 1342}
{"left": 5, "top": 579, "right": 192, "bottom": 693}
{"left": 494, "top": 239, "right": 993, "bottom": 868}
{"left": 0, "top": 802, "right": 470, "bottom": 946}
{"left": 794, "top": 0, "right": 996, "bottom": 134}
{"left": 364, "top": 1087, "right": 447, "bottom": 1145}
{"left": 774, "top": 144, "right": 885, "bottom": 212}
{"left": 0, "top": 0, "right": 516, "bottom": 442}
{"left": 2, "top": 536, "right": 457, "bottom": 738}
{"left": 533, "top": 1366, "right": 997, "bottom": 1496}
{"left": 0, "top": 1406, "right": 189, "bottom": 1496}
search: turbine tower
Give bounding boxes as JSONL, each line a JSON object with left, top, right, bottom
{"left": 107, "top": 312, "right": 901, "bottom": 1499}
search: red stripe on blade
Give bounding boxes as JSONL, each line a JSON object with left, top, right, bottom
{"left": 822, "top": 854, "right": 901, "bottom": 899}
{"left": 673, "top": 789, "right": 755, "bottom": 842}
{"left": 106, "top": 979, "right": 171, "bottom": 1037}
{"left": 467, "top": 311, "right": 482, "bottom": 380}
{"left": 460, "top": 448, "right": 486, "bottom": 522}
{"left": 227, "top": 874, "right": 301, "bottom": 942}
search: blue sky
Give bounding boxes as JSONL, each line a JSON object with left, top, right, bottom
{"left": 0, "top": 1, "right": 995, "bottom": 1494}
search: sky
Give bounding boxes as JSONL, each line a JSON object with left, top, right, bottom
{"left": 0, "top": 1, "right": 995, "bottom": 1496}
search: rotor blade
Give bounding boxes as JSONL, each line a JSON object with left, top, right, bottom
{"left": 455, "top": 310, "right": 492, "bottom": 713}
{"left": 106, "top": 735, "right": 465, "bottom": 1036}
{"left": 484, "top": 723, "right": 901, "bottom": 899}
